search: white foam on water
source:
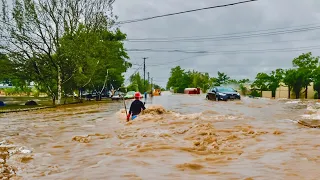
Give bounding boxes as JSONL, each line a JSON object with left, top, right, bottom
{"left": 285, "top": 100, "right": 300, "bottom": 104}
{"left": 301, "top": 114, "right": 320, "bottom": 119}
{"left": 19, "top": 147, "right": 32, "bottom": 154}
{"left": 81, "top": 125, "right": 95, "bottom": 128}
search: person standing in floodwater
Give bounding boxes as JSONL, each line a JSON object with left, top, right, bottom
{"left": 127, "top": 92, "right": 146, "bottom": 122}
{"left": 144, "top": 91, "right": 147, "bottom": 101}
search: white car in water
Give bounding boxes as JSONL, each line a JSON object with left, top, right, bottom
{"left": 111, "top": 91, "right": 123, "bottom": 101}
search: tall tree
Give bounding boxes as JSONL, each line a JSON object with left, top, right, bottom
{"left": 166, "top": 66, "right": 189, "bottom": 93}
{"left": 268, "top": 68, "right": 284, "bottom": 97}
{"left": 313, "top": 66, "right": 320, "bottom": 99}
{"left": 59, "top": 26, "right": 130, "bottom": 100}
{"left": 283, "top": 69, "right": 307, "bottom": 99}
{"left": 0, "top": 0, "right": 119, "bottom": 105}
{"left": 292, "top": 52, "right": 319, "bottom": 98}
{"left": 238, "top": 78, "right": 250, "bottom": 84}
{"left": 215, "top": 71, "right": 230, "bottom": 86}
{"left": 127, "top": 72, "right": 146, "bottom": 92}
{"left": 188, "top": 71, "right": 211, "bottom": 93}
{"left": 0, "top": 53, "right": 29, "bottom": 87}
{"left": 251, "top": 72, "right": 269, "bottom": 94}
{"left": 0, "top": 53, "right": 16, "bottom": 83}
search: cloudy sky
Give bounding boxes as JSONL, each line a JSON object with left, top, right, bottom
{"left": 113, "top": 0, "right": 320, "bottom": 87}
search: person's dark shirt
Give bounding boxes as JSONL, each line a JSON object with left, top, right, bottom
{"left": 129, "top": 100, "right": 146, "bottom": 116}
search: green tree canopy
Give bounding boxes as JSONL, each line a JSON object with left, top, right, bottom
{"left": 0, "top": 0, "right": 129, "bottom": 104}
{"left": 283, "top": 69, "right": 308, "bottom": 99}
{"left": 292, "top": 52, "right": 319, "bottom": 98}
{"left": 214, "top": 71, "right": 230, "bottom": 86}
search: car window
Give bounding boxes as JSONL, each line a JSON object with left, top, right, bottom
{"left": 216, "top": 87, "right": 236, "bottom": 92}
{"left": 127, "top": 91, "right": 135, "bottom": 95}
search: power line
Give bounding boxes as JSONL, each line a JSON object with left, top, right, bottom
{"left": 126, "top": 36, "right": 320, "bottom": 51}
{"left": 148, "top": 54, "right": 210, "bottom": 66}
{"left": 116, "top": 0, "right": 259, "bottom": 25}
{"left": 125, "top": 25, "right": 320, "bottom": 43}
{"left": 126, "top": 22, "right": 320, "bottom": 41}
{"left": 124, "top": 64, "right": 143, "bottom": 84}
{"left": 127, "top": 44, "right": 320, "bottom": 54}
{"left": 145, "top": 45, "right": 320, "bottom": 67}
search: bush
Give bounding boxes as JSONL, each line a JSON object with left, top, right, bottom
{"left": 239, "top": 84, "right": 248, "bottom": 95}
{"left": 31, "top": 87, "right": 40, "bottom": 97}
{"left": 314, "top": 91, "right": 318, "bottom": 99}
{"left": 23, "top": 87, "right": 32, "bottom": 96}
{"left": 3, "top": 87, "right": 33, "bottom": 96}
{"left": 250, "top": 90, "right": 261, "bottom": 97}
{"left": 4, "top": 88, "right": 15, "bottom": 96}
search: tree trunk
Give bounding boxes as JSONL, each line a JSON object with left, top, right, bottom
{"left": 79, "top": 88, "right": 82, "bottom": 101}
{"left": 96, "top": 93, "right": 101, "bottom": 101}
{"left": 288, "top": 86, "right": 291, "bottom": 99}
{"left": 64, "top": 95, "right": 67, "bottom": 104}
{"left": 52, "top": 95, "right": 56, "bottom": 105}
{"left": 57, "top": 66, "right": 62, "bottom": 105}
{"left": 305, "top": 85, "right": 308, "bottom": 99}
{"left": 295, "top": 89, "right": 300, "bottom": 99}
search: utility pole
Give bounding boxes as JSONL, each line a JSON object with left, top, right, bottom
{"left": 151, "top": 77, "right": 153, "bottom": 97}
{"left": 143, "top": 57, "right": 148, "bottom": 92}
{"left": 147, "top": 72, "right": 150, "bottom": 91}
{"left": 151, "top": 78, "right": 153, "bottom": 90}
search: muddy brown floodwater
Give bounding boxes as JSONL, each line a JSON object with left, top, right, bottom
{"left": 0, "top": 92, "right": 319, "bottom": 180}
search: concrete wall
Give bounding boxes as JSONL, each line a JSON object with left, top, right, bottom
{"left": 276, "top": 82, "right": 315, "bottom": 99}
{"left": 307, "top": 82, "right": 315, "bottom": 99}
{"left": 276, "top": 84, "right": 289, "bottom": 99}
{"left": 0, "top": 90, "right": 5, "bottom": 96}
{"left": 262, "top": 91, "right": 272, "bottom": 98}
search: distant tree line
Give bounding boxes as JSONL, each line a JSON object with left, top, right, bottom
{"left": 166, "top": 52, "right": 320, "bottom": 99}
{"left": 126, "top": 72, "right": 163, "bottom": 93}
{"left": 252, "top": 52, "right": 320, "bottom": 99}
{"left": 166, "top": 66, "right": 249, "bottom": 93}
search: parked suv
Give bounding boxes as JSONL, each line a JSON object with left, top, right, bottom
{"left": 206, "top": 86, "right": 241, "bottom": 101}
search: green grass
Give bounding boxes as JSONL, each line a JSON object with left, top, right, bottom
{"left": 0, "top": 104, "right": 41, "bottom": 111}
{"left": 0, "top": 96, "right": 112, "bottom": 112}
{"left": 0, "top": 96, "right": 51, "bottom": 112}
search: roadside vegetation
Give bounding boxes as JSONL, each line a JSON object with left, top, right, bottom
{"left": 166, "top": 66, "right": 249, "bottom": 94}
{"left": 166, "top": 52, "right": 320, "bottom": 99}
{"left": 0, "top": 0, "right": 129, "bottom": 106}
{"left": 126, "top": 72, "right": 163, "bottom": 93}
{"left": 1, "top": 1, "right": 320, "bottom": 113}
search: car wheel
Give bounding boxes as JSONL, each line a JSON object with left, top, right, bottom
{"left": 206, "top": 95, "right": 209, "bottom": 100}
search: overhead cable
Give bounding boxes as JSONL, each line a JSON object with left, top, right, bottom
{"left": 116, "top": 0, "right": 258, "bottom": 25}
{"left": 125, "top": 25, "right": 320, "bottom": 43}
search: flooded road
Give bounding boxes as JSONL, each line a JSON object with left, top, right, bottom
{"left": 1, "top": 92, "right": 319, "bottom": 179}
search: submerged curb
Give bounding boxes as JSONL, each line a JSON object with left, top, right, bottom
{"left": 0, "top": 106, "right": 55, "bottom": 114}
{"left": 0, "top": 100, "right": 111, "bottom": 114}
{"left": 0, "top": 102, "right": 82, "bottom": 114}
